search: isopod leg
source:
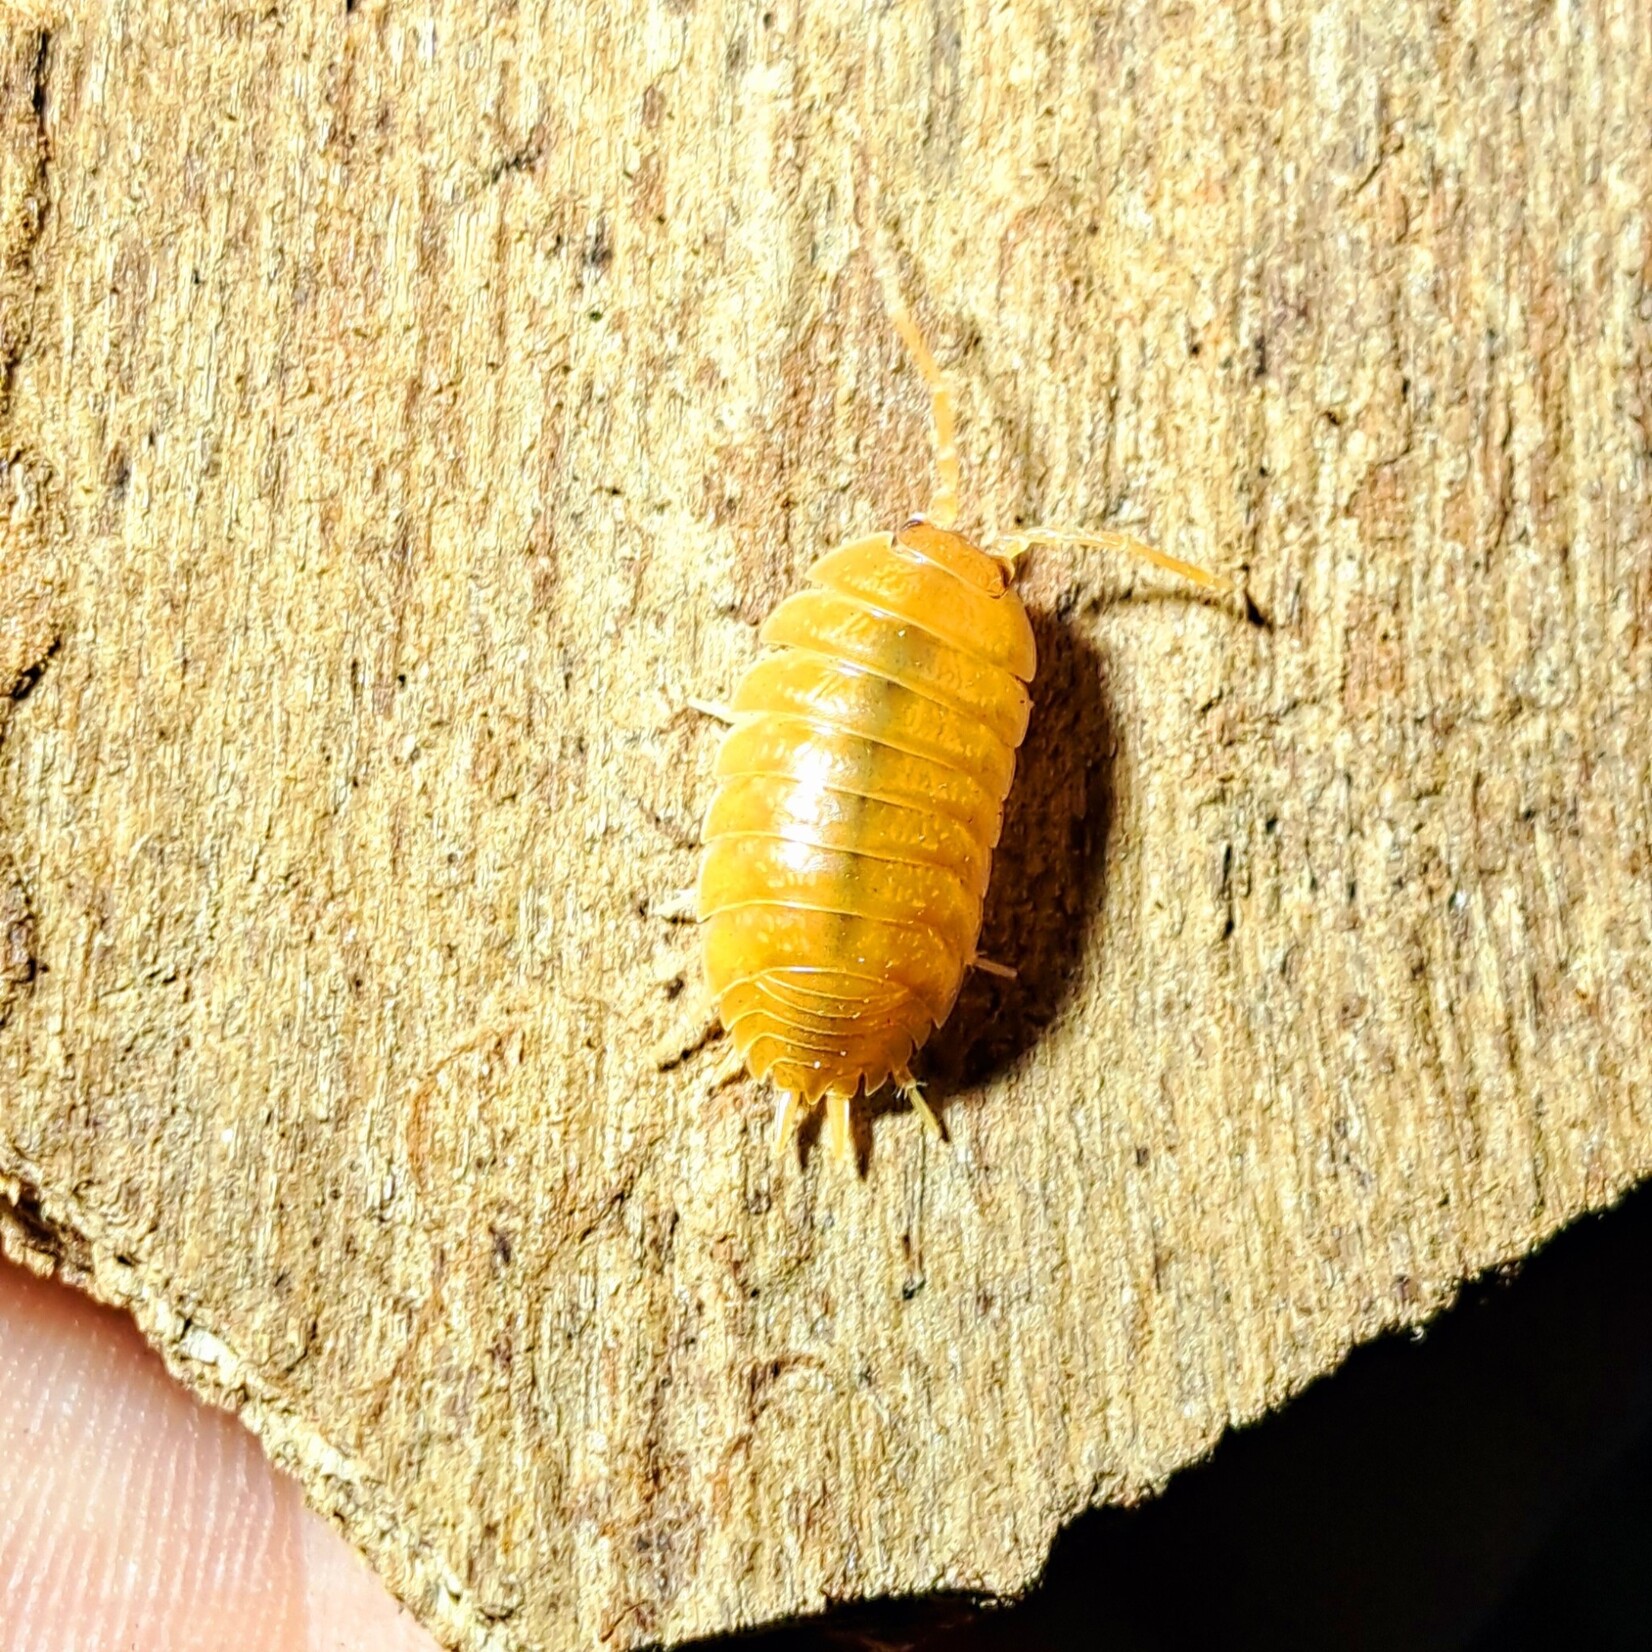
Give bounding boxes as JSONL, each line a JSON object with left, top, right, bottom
{"left": 894, "top": 1065, "right": 944, "bottom": 1141}
{"left": 971, "top": 954, "right": 1017, "bottom": 980}
{"left": 650, "top": 887, "right": 698, "bottom": 922}
{"left": 773, "top": 1090, "right": 804, "bottom": 1157}
{"left": 991, "top": 528, "right": 1233, "bottom": 596}
{"left": 686, "top": 696, "right": 737, "bottom": 724}
{"left": 825, "top": 1089, "right": 854, "bottom": 1167}
{"left": 710, "top": 1043, "right": 747, "bottom": 1090}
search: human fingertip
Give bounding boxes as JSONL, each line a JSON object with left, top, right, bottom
{"left": 301, "top": 1507, "right": 444, "bottom": 1651}
{"left": 0, "top": 1258, "right": 441, "bottom": 1652}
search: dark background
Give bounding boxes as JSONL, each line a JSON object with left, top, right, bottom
{"left": 684, "top": 1180, "right": 1652, "bottom": 1652}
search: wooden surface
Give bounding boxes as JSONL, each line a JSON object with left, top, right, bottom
{"left": 1, "top": 3, "right": 1649, "bottom": 1648}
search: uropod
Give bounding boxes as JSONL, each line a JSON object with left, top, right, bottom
{"left": 694, "top": 292, "right": 1233, "bottom": 1167}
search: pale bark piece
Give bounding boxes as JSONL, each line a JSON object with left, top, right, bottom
{"left": 2, "top": 3, "right": 1650, "bottom": 1648}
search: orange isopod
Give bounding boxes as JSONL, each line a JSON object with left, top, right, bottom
{"left": 696, "top": 297, "right": 1232, "bottom": 1166}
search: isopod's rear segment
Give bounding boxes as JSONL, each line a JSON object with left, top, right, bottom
{"left": 697, "top": 522, "right": 1036, "bottom": 1155}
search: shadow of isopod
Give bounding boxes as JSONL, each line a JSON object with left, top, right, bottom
{"left": 874, "top": 603, "right": 1116, "bottom": 1127}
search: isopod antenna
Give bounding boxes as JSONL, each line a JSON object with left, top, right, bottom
{"left": 888, "top": 301, "right": 961, "bottom": 532}
{"left": 991, "top": 526, "right": 1236, "bottom": 596}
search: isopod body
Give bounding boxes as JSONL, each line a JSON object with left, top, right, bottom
{"left": 697, "top": 517, "right": 1034, "bottom": 1158}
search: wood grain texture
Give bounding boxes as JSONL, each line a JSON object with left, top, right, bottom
{"left": 1, "top": 2, "right": 1649, "bottom": 1647}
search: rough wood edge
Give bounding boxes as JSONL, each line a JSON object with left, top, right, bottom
{"left": 6, "top": 1159, "right": 1649, "bottom": 1649}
